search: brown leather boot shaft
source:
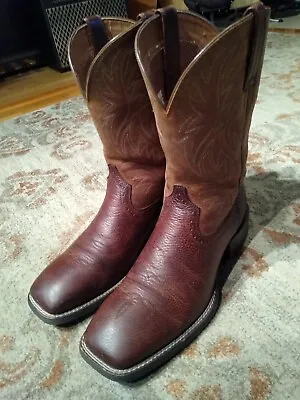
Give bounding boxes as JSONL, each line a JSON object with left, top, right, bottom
{"left": 69, "top": 18, "right": 133, "bottom": 97}
{"left": 136, "top": 4, "right": 269, "bottom": 233}
{"left": 69, "top": 18, "right": 165, "bottom": 209}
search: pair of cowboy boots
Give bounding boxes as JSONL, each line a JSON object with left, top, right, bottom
{"left": 28, "top": 4, "right": 269, "bottom": 382}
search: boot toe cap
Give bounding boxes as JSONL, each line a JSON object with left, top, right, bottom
{"left": 29, "top": 259, "right": 89, "bottom": 318}
{"left": 82, "top": 317, "right": 139, "bottom": 371}
{"left": 81, "top": 293, "right": 172, "bottom": 374}
{"left": 29, "top": 275, "right": 71, "bottom": 317}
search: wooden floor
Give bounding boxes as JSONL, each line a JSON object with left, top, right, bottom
{"left": 0, "top": 67, "right": 79, "bottom": 122}
{"left": 1, "top": 12, "right": 299, "bottom": 123}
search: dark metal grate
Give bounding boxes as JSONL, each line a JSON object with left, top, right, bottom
{"left": 44, "top": 0, "right": 127, "bottom": 69}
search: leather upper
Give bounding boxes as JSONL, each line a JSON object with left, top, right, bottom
{"left": 70, "top": 19, "right": 166, "bottom": 209}
{"left": 84, "top": 185, "right": 247, "bottom": 369}
{"left": 30, "top": 167, "right": 162, "bottom": 315}
{"left": 30, "top": 18, "right": 166, "bottom": 317}
{"left": 83, "top": 4, "right": 269, "bottom": 371}
{"left": 135, "top": 4, "right": 269, "bottom": 234}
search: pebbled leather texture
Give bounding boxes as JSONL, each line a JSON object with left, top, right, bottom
{"left": 82, "top": 4, "right": 269, "bottom": 377}
{"left": 30, "top": 166, "right": 162, "bottom": 316}
{"left": 83, "top": 185, "right": 247, "bottom": 370}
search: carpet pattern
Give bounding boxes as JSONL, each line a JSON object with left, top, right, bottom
{"left": 0, "top": 33, "right": 299, "bottom": 400}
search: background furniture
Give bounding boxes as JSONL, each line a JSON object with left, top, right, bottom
{"left": 128, "top": 0, "right": 158, "bottom": 16}
{"left": 0, "top": 0, "right": 50, "bottom": 78}
{"left": 264, "top": 0, "right": 298, "bottom": 21}
{"left": 39, "top": 0, "right": 128, "bottom": 71}
{"left": 0, "top": 0, "right": 129, "bottom": 77}
{"left": 184, "top": 0, "right": 234, "bottom": 22}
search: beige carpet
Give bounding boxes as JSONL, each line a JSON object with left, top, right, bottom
{"left": 1, "top": 33, "right": 300, "bottom": 400}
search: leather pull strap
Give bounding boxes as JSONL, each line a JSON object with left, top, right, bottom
{"left": 84, "top": 16, "right": 111, "bottom": 56}
{"left": 156, "top": 7, "right": 181, "bottom": 101}
{"left": 244, "top": 2, "right": 270, "bottom": 90}
{"left": 137, "top": 9, "right": 155, "bottom": 21}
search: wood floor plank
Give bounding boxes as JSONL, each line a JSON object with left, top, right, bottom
{"left": 0, "top": 67, "right": 79, "bottom": 122}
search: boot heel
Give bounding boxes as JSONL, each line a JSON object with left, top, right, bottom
{"left": 218, "top": 206, "right": 249, "bottom": 288}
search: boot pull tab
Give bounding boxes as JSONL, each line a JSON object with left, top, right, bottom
{"left": 244, "top": 2, "right": 270, "bottom": 90}
{"left": 84, "top": 16, "right": 111, "bottom": 56}
{"left": 137, "top": 9, "right": 156, "bottom": 21}
{"left": 155, "top": 6, "right": 181, "bottom": 101}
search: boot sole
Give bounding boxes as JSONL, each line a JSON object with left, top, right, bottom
{"left": 79, "top": 207, "right": 249, "bottom": 382}
{"left": 28, "top": 279, "right": 122, "bottom": 326}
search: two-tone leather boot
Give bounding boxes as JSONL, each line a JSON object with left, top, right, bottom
{"left": 80, "top": 4, "right": 270, "bottom": 381}
{"left": 28, "top": 16, "right": 165, "bottom": 325}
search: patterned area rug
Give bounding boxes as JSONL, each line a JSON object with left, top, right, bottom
{"left": 1, "top": 33, "right": 299, "bottom": 400}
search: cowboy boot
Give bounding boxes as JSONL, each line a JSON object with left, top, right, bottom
{"left": 28, "top": 16, "right": 165, "bottom": 325}
{"left": 80, "top": 4, "right": 269, "bottom": 381}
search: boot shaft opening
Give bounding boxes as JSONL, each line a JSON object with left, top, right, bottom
{"left": 69, "top": 17, "right": 134, "bottom": 97}
{"left": 135, "top": 10, "right": 218, "bottom": 106}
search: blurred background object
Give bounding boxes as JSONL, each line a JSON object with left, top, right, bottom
{"left": 0, "top": 0, "right": 129, "bottom": 77}
{"left": 38, "top": 0, "right": 128, "bottom": 71}
{"left": 184, "top": 0, "right": 299, "bottom": 24}
{"left": 0, "top": 0, "right": 50, "bottom": 78}
{"left": 128, "top": 0, "right": 158, "bottom": 16}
